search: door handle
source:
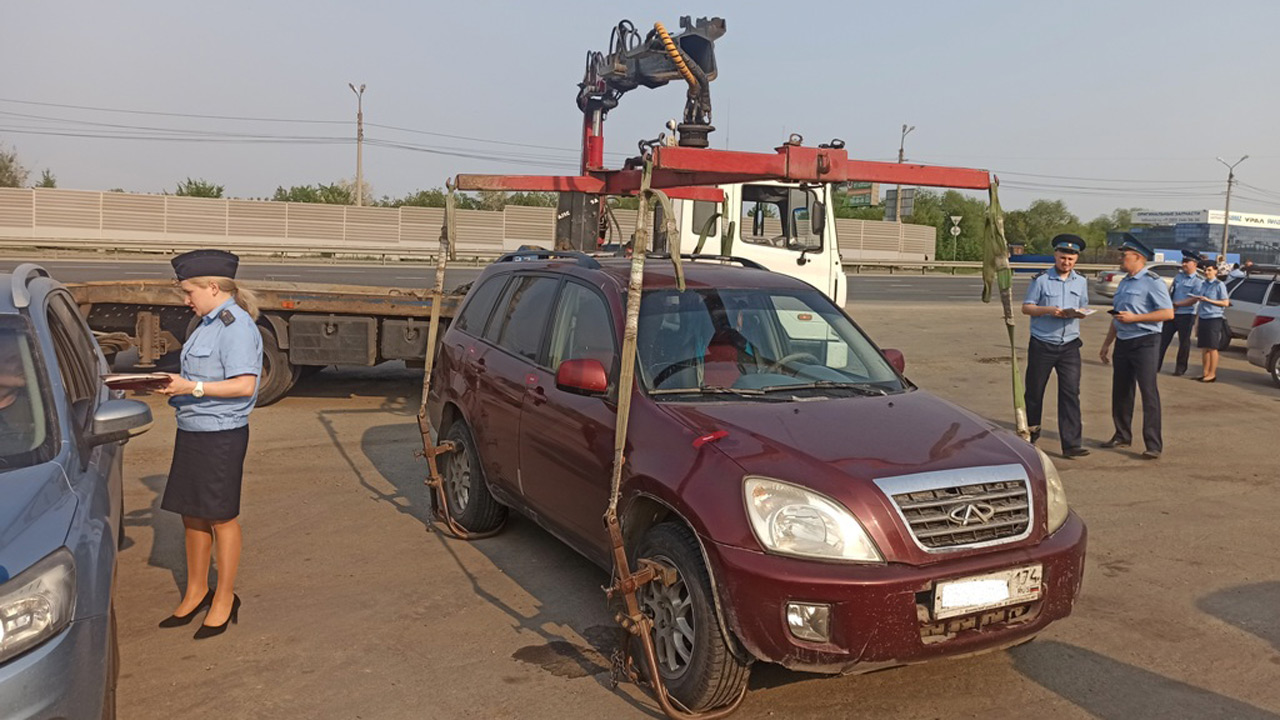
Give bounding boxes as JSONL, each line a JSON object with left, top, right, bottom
{"left": 529, "top": 386, "right": 547, "bottom": 406}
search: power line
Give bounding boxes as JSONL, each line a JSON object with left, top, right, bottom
{"left": 0, "top": 96, "right": 346, "bottom": 125}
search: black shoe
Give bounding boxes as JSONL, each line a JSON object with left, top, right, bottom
{"left": 1100, "top": 437, "right": 1131, "bottom": 449}
{"left": 1063, "top": 447, "right": 1091, "bottom": 458}
{"left": 194, "top": 594, "right": 240, "bottom": 640}
{"left": 1029, "top": 429, "right": 1041, "bottom": 444}
{"left": 1142, "top": 450, "right": 1162, "bottom": 460}
{"left": 1172, "top": 369, "right": 1186, "bottom": 377}
{"left": 158, "top": 589, "right": 214, "bottom": 628}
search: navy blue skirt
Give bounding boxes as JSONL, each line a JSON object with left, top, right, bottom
{"left": 161, "top": 425, "right": 249, "bottom": 520}
{"left": 1197, "top": 317, "right": 1226, "bottom": 349}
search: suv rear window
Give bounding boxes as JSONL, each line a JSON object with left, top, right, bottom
{"left": 454, "top": 275, "right": 507, "bottom": 337}
{"left": 1, "top": 317, "right": 57, "bottom": 470}
{"left": 486, "top": 275, "right": 559, "bottom": 362}
{"left": 1231, "top": 279, "right": 1269, "bottom": 305}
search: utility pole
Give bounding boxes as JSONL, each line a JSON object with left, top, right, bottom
{"left": 895, "top": 124, "right": 914, "bottom": 223}
{"left": 349, "top": 83, "right": 366, "bottom": 206}
{"left": 1215, "top": 155, "right": 1247, "bottom": 260}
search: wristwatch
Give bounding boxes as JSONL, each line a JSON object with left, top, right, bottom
{"left": 193, "top": 381, "right": 205, "bottom": 398}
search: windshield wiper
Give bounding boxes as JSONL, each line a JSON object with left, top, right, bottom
{"left": 759, "top": 381, "right": 889, "bottom": 396}
{"left": 649, "top": 386, "right": 767, "bottom": 397}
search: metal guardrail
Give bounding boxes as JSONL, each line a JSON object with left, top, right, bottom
{"left": 843, "top": 260, "right": 1116, "bottom": 274}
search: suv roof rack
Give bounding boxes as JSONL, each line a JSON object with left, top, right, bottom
{"left": 1243, "top": 263, "right": 1280, "bottom": 275}
{"left": 496, "top": 249, "right": 602, "bottom": 269}
{"left": 10, "top": 263, "right": 50, "bottom": 309}
{"left": 648, "top": 253, "right": 768, "bottom": 271}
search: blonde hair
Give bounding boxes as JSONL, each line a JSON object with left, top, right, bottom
{"left": 187, "top": 276, "right": 260, "bottom": 320}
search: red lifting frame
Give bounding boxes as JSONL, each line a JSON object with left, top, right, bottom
{"left": 456, "top": 143, "right": 991, "bottom": 200}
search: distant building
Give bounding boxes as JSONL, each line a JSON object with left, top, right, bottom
{"left": 1109, "top": 210, "right": 1280, "bottom": 264}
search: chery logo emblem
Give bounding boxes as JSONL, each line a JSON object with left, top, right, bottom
{"left": 947, "top": 502, "right": 996, "bottom": 526}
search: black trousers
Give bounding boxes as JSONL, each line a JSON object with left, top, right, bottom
{"left": 1112, "top": 333, "right": 1162, "bottom": 453}
{"left": 1024, "top": 337, "right": 1083, "bottom": 451}
{"left": 1159, "top": 314, "right": 1195, "bottom": 374}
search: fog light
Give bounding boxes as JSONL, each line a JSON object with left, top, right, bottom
{"left": 786, "top": 602, "right": 831, "bottom": 643}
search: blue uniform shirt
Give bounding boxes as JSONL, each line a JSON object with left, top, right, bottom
{"left": 1196, "top": 279, "right": 1229, "bottom": 319}
{"left": 1023, "top": 269, "right": 1089, "bottom": 344}
{"left": 1112, "top": 268, "right": 1174, "bottom": 340}
{"left": 1170, "top": 271, "right": 1203, "bottom": 315}
{"left": 171, "top": 298, "right": 263, "bottom": 431}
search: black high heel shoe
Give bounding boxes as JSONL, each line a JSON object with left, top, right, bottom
{"left": 158, "top": 589, "right": 214, "bottom": 628}
{"left": 193, "top": 594, "right": 240, "bottom": 640}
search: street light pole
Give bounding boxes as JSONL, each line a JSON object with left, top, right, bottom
{"left": 895, "top": 124, "right": 914, "bottom": 223}
{"left": 1215, "top": 154, "right": 1247, "bottom": 260}
{"left": 349, "top": 83, "right": 366, "bottom": 206}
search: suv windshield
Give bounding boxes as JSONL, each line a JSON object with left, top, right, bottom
{"left": 637, "top": 287, "right": 902, "bottom": 397}
{"left": 1, "top": 317, "right": 55, "bottom": 471}
{"left": 741, "top": 184, "right": 822, "bottom": 251}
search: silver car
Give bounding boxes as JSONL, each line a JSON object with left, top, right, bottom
{"left": 1223, "top": 271, "right": 1280, "bottom": 340}
{"left": 0, "top": 264, "right": 153, "bottom": 719}
{"left": 1092, "top": 261, "right": 1181, "bottom": 298}
{"left": 1246, "top": 304, "right": 1280, "bottom": 388}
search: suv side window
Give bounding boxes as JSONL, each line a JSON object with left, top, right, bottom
{"left": 1231, "top": 278, "right": 1269, "bottom": 305}
{"left": 547, "top": 282, "right": 616, "bottom": 374}
{"left": 454, "top": 275, "right": 508, "bottom": 337}
{"left": 1266, "top": 281, "right": 1280, "bottom": 307}
{"left": 0, "top": 318, "right": 57, "bottom": 468}
{"left": 46, "top": 292, "right": 100, "bottom": 430}
{"left": 486, "top": 275, "right": 559, "bottom": 362}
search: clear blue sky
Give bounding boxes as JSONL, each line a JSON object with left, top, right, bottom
{"left": 5, "top": 0, "right": 1279, "bottom": 219}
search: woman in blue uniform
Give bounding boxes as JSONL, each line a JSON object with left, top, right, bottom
{"left": 157, "top": 249, "right": 263, "bottom": 638}
{"left": 1192, "top": 262, "right": 1230, "bottom": 382}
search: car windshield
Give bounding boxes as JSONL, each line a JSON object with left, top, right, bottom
{"left": 1, "top": 317, "right": 54, "bottom": 471}
{"left": 636, "top": 287, "right": 903, "bottom": 398}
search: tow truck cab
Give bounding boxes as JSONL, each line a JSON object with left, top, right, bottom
{"left": 665, "top": 180, "right": 846, "bottom": 307}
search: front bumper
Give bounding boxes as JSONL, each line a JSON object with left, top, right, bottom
{"left": 708, "top": 512, "right": 1087, "bottom": 674}
{"left": 0, "top": 615, "right": 109, "bottom": 720}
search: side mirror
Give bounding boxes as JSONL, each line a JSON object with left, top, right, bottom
{"left": 882, "top": 348, "right": 906, "bottom": 374}
{"left": 556, "top": 358, "right": 609, "bottom": 396}
{"left": 88, "top": 399, "right": 153, "bottom": 448}
{"left": 653, "top": 203, "right": 669, "bottom": 253}
{"left": 811, "top": 201, "right": 826, "bottom": 235}
{"left": 752, "top": 204, "right": 765, "bottom": 237}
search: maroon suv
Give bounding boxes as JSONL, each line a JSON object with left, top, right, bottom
{"left": 427, "top": 252, "right": 1087, "bottom": 710}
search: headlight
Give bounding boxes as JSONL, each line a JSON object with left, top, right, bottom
{"left": 744, "top": 477, "right": 882, "bottom": 562}
{"left": 1036, "top": 448, "right": 1070, "bottom": 534}
{"left": 0, "top": 547, "right": 76, "bottom": 663}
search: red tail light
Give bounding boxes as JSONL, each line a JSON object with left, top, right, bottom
{"left": 1252, "top": 315, "right": 1275, "bottom": 328}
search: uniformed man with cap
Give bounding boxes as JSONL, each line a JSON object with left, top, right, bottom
{"left": 1098, "top": 234, "right": 1175, "bottom": 459}
{"left": 1021, "top": 233, "right": 1091, "bottom": 458}
{"left": 1158, "top": 250, "right": 1203, "bottom": 376}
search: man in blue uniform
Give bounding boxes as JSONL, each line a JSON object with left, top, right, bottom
{"left": 1022, "top": 233, "right": 1091, "bottom": 458}
{"left": 1158, "top": 251, "right": 1203, "bottom": 376}
{"left": 1099, "top": 235, "right": 1175, "bottom": 459}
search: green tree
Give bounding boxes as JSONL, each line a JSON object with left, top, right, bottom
{"left": 1003, "top": 199, "right": 1081, "bottom": 254}
{"left": 272, "top": 183, "right": 352, "bottom": 204}
{"left": 34, "top": 169, "right": 56, "bottom": 188}
{"left": 0, "top": 144, "right": 30, "bottom": 187}
{"left": 893, "top": 190, "right": 990, "bottom": 261}
{"left": 505, "top": 191, "right": 557, "bottom": 207}
{"left": 174, "top": 177, "right": 224, "bottom": 198}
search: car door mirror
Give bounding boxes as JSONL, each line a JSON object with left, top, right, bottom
{"left": 882, "top": 348, "right": 906, "bottom": 374}
{"left": 811, "top": 200, "right": 826, "bottom": 236}
{"left": 88, "top": 399, "right": 153, "bottom": 447}
{"left": 556, "top": 358, "right": 609, "bottom": 396}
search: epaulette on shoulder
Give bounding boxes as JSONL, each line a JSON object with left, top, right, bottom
{"left": 1033, "top": 269, "right": 1047, "bottom": 279}
{"left": 219, "top": 309, "right": 236, "bottom": 326}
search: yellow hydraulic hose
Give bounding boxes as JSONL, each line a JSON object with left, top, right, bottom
{"left": 654, "top": 22, "right": 698, "bottom": 89}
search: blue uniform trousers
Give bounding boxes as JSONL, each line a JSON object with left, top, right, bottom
{"left": 1112, "top": 333, "right": 1162, "bottom": 453}
{"left": 1159, "top": 315, "right": 1196, "bottom": 374}
{"left": 1024, "top": 337, "right": 1083, "bottom": 452}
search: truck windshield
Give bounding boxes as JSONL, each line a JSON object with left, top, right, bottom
{"left": 1, "top": 318, "right": 55, "bottom": 471}
{"left": 636, "top": 287, "right": 902, "bottom": 396}
{"left": 740, "top": 184, "right": 822, "bottom": 252}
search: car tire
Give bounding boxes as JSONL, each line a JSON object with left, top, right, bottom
{"left": 101, "top": 604, "right": 119, "bottom": 720}
{"left": 440, "top": 422, "right": 506, "bottom": 533}
{"left": 634, "top": 523, "right": 750, "bottom": 711}
{"left": 255, "top": 325, "right": 296, "bottom": 407}
{"left": 1269, "top": 348, "right": 1280, "bottom": 389}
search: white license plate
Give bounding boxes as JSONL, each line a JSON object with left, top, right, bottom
{"left": 933, "top": 564, "right": 1043, "bottom": 620}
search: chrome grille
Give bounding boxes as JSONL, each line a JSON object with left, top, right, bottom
{"left": 874, "top": 464, "right": 1033, "bottom": 552}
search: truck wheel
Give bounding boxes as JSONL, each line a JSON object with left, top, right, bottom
{"left": 1269, "top": 348, "right": 1280, "bottom": 389}
{"left": 441, "top": 422, "right": 506, "bottom": 532}
{"left": 635, "top": 523, "right": 750, "bottom": 711}
{"left": 255, "top": 325, "right": 296, "bottom": 407}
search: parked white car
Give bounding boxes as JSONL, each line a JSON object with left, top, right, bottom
{"left": 1223, "top": 271, "right": 1280, "bottom": 341}
{"left": 1245, "top": 304, "right": 1280, "bottom": 388}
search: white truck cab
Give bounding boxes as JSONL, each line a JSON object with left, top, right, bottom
{"left": 664, "top": 181, "right": 846, "bottom": 307}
